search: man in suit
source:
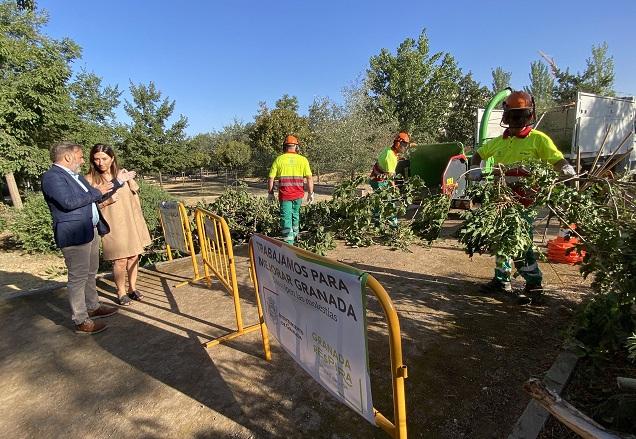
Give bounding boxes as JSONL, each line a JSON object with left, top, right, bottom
{"left": 42, "top": 141, "right": 133, "bottom": 334}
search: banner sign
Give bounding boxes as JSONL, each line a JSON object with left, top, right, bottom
{"left": 159, "top": 201, "right": 188, "bottom": 253}
{"left": 251, "top": 234, "right": 374, "bottom": 424}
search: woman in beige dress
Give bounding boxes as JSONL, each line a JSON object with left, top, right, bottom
{"left": 86, "top": 144, "right": 152, "bottom": 306}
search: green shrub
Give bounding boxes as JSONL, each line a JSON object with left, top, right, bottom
{"left": 136, "top": 179, "right": 177, "bottom": 267}
{"left": 137, "top": 179, "right": 176, "bottom": 237}
{"left": 6, "top": 182, "right": 175, "bottom": 257}
{"left": 9, "top": 193, "right": 56, "bottom": 253}
{"left": 0, "top": 202, "right": 14, "bottom": 233}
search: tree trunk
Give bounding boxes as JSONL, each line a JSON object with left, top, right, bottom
{"left": 4, "top": 172, "right": 23, "bottom": 209}
{"left": 158, "top": 170, "right": 163, "bottom": 188}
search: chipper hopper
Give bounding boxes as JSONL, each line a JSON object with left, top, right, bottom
{"left": 396, "top": 142, "right": 471, "bottom": 209}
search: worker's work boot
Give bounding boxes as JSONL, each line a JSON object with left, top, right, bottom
{"left": 517, "top": 283, "right": 544, "bottom": 305}
{"left": 479, "top": 278, "right": 513, "bottom": 296}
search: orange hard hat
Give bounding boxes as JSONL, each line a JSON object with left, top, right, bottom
{"left": 283, "top": 135, "right": 299, "bottom": 146}
{"left": 504, "top": 91, "right": 534, "bottom": 110}
{"left": 394, "top": 131, "right": 410, "bottom": 144}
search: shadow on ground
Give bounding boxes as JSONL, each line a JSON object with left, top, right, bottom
{"left": 0, "top": 243, "right": 588, "bottom": 438}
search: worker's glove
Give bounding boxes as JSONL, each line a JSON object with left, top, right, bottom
{"left": 468, "top": 166, "right": 483, "bottom": 182}
{"left": 307, "top": 192, "right": 315, "bottom": 205}
{"left": 267, "top": 192, "right": 276, "bottom": 203}
{"left": 560, "top": 163, "right": 576, "bottom": 177}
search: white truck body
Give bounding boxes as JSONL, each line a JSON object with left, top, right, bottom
{"left": 476, "top": 92, "right": 636, "bottom": 170}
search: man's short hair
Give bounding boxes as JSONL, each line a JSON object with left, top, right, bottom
{"left": 50, "top": 141, "right": 82, "bottom": 162}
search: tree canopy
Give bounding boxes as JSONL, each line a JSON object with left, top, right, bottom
{"left": 366, "top": 29, "right": 461, "bottom": 142}
{"left": 68, "top": 70, "right": 122, "bottom": 148}
{"left": 525, "top": 61, "right": 554, "bottom": 110}
{"left": 120, "top": 81, "right": 192, "bottom": 176}
{"left": 443, "top": 73, "right": 491, "bottom": 147}
{"left": 542, "top": 42, "right": 615, "bottom": 104}
{"left": 249, "top": 94, "right": 311, "bottom": 164}
{"left": 0, "top": 2, "right": 79, "bottom": 177}
{"left": 307, "top": 85, "right": 395, "bottom": 178}
{"left": 491, "top": 67, "right": 512, "bottom": 93}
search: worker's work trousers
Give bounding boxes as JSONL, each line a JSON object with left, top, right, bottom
{"left": 494, "top": 212, "right": 542, "bottom": 287}
{"left": 370, "top": 180, "right": 398, "bottom": 227}
{"left": 280, "top": 198, "right": 302, "bottom": 244}
{"left": 60, "top": 230, "right": 101, "bottom": 324}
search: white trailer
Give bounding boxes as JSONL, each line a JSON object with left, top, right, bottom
{"left": 476, "top": 92, "right": 636, "bottom": 171}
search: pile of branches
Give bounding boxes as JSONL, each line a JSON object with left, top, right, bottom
{"left": 458, "top": 161, "right": 636, "bottom": 358}
{"left": 530, "top": 164, "right": 636, "bottom": 357}
{"left": 204, "top": 185, "right": 279, "bottom": 243}
{"left": 204, "top": 176, "right": 452, "bottom": 255}
{"left": 300, "top": 175, "right": 420, "bottom": 252}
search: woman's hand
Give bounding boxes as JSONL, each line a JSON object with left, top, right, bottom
{"left": 96, "top": 181, "right": 114, "bottom": 195}
{"left": 117, "top": 169, "right": 137, "bottom": 182}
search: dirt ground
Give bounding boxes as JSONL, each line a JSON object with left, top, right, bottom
{"left": 158, "top": 176, "right": 342, "bottom": 206}
{"left": 0, "top": 215, "right": 592, "bottom": 438}
{"left": 0, "top": 232, "right": 67, "bottom": 297}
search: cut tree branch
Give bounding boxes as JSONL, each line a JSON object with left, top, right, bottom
{"left": 524, "top": 379, "right": 635, "bottom": 439}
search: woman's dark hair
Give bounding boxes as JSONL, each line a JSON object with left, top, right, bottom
{"left": 88, "top": 144, "right": 120, "bottom": 184}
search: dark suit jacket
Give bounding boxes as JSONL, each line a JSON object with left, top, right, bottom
{"left": 41, "top": 165, "right": 118, "bottom": 248}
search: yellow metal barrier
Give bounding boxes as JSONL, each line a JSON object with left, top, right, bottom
{"left": 248, "top": 234, "right": 407, "bottom": 438}
{"left": 194, "top": 207, "right": 267, "bottom": 350}
{"left": 158, "top": 201, "right": 201, "bottom": 287}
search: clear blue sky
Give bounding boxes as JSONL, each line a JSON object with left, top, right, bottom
{"left": 38, "top": 0, "right": 636, "bottom": 136}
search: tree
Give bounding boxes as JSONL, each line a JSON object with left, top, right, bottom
{"left": 189, "top": 133, "right": 216, "bottom": 167}
{"left": 524, "top": 61, "right": 554, "bottom": 110}
{"left": 442, "top": 72, "right": 491, "bottom": 147}
{"left": 68, "top": 70, "right": 122, "bottom": 148}
{"left": 0, "top": 1, "right": 80, "bottom": 208}
{"left": 586, "top": 43, "right": 615, "bottom": 96}
{"left": 215, "top": 140, "right": 252, "bottom": 169}
{"left": 307, "top": 85, "right": 396, "bottom": 179}
{"left": 366, "top": 29, "right": 461, "bottom": 142}
{"left": 249, "top": 94, "right": 310, "bottom": 169}
{"left": 215, "top": 120, "right": 252, "bottom": 145}
{"left": 121, "top": 81, "right": 190, "bottom": 185}
{"left": 306, "top": 96, "right": 343, "bottom": 177}
{"left": 491, "top": 67, "right": 512, "bottom": 93}
{"left": 541, "top": 42, "right": 615, "bottom": 104}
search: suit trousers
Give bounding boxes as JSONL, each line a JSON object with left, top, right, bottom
{"left": 61, "top": 230, "right": 101, "bottom": 324}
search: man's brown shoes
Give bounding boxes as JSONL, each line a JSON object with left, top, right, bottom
{"left": 74, "top": 319, "right": 107, "bottom": 334}
{"left": 74, "top": 305, "right": 118, "bottom": 334}
{"left": 88, "top": 304, "right": 118, "bottom": 320}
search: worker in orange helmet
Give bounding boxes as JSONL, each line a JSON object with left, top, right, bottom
{"left": 368, "top": 131, "right": 411, "bottom": 227}
{"left": 370, "top": 131, "right": 411, "bottom": 190}
{"left": 268, "top": 135, "right": 314, "bottom": 245}
{"left": 469, "top": 90, "right": 576, "bottom": 305}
